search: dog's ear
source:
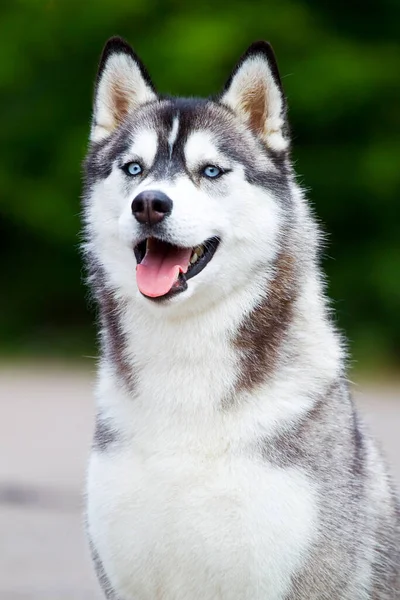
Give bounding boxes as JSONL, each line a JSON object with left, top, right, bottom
{"left": 220, "top": 42, "right": 289, "bottom": 152}
{"left": 91, "top": 37, "right": 157, "bottom": 143}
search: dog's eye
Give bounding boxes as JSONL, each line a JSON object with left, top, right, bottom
{"left": 123, "top": 162, "right": 143, "bottom": 176}
{"left": 202, "top": 165, "right": 222, "bottom": 179}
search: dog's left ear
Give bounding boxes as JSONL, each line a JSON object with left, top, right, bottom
{"left": 91, "top": 37, "right": 157, "bottom": 143}
{"left": 220, "top": 42, "right": 289, "bottom": 152}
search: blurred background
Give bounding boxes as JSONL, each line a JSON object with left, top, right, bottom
{"left": 0, "top": 0, "right": 399, "bottom": 598}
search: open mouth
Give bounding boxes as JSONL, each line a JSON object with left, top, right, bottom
{"left": 134, "top": 236, "right": 220, "bottom": 300}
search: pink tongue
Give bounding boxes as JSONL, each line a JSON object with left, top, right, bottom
{"left": 136, "top": 239, "right": 192, "bottom": 298}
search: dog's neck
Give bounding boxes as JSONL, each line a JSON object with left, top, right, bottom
{"left": 96, "top": 257, "right": 343, "bottom": 437}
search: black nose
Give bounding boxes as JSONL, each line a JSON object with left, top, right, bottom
{"left": 131, "top": 190, "right": 173, "bottom": 226}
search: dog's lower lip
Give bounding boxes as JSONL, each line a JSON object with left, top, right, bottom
{"left": 133, "top": 236, "right": 220, "bottom": 300}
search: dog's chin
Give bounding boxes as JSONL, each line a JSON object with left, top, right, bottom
{"left": 133, "top": 236, "right": 220, "bottom": 304}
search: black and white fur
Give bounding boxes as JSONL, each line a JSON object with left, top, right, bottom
{"left": 83, "top": 37, "right": 400, "bottom": 599}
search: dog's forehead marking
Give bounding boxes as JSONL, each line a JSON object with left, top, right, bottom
{"left": 128, "top": 128, "right": 158, "bottom": 167}
{"left": 168, "top": 114, "right": 180, "bottom": 158}
{"left": 184, "top": 130, "right": 223, "bottom": 169}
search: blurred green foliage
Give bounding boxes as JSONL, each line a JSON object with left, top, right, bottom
{"left": 0, "top": 0, "right": 399, "bottom": 367}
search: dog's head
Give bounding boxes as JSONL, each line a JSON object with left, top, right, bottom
{"left": 84, "top": 37, "right": 294, "bottom": 312}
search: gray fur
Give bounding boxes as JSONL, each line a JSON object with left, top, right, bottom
{"left": 260, "top": 379, "right": 400, "bottom": 597}
{"left": 89, "top": 537, "right": 121, "bottom": 599}
{"left": 92, "top": 412, "right": 120, "bottom": 452}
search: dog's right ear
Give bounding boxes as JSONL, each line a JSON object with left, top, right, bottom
{"left": 90, "top": 37, "right": 157, "bottom": 143}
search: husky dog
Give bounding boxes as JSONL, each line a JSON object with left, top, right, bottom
{"left": 83, "top": 37, "right": 400, "bottom": 599}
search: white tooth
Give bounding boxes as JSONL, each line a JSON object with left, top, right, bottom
{"left": 190, "top": 253, "right": 198, "bottom": 264}
{"left": 197, "top": 246, "right": 204, "bottom": 257}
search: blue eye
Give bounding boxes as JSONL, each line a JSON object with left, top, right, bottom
{"left": 124, "top": 162, "right": 143, "bottom": 176}
{"left": 203, "top": 165, "right": 222, "bottom": 179}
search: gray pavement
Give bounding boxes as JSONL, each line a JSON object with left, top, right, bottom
{"left": 0, "top": 366, "right": 399, "bottom": 599}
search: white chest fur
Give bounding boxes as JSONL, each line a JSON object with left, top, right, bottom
{"left": 87, "top": 418, "right": 317, "bottom": 600}
{"left": 86, "top": 282, "right": 341, "bottom": 599}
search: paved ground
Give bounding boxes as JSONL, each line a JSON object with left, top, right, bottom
{"left": 0, "top": 366, "right": 399, "bottom": 599}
